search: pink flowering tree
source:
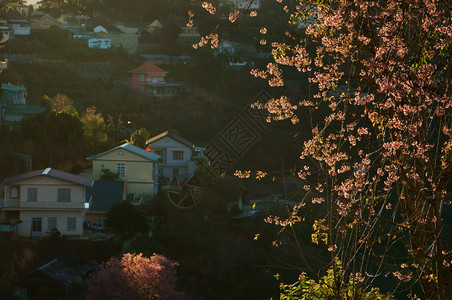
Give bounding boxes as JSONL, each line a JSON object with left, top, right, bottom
{"left": 193, "top": 0, "right": 451, "bottom": 298}
{"left": 87, "top": 253, "right": 185, "bottom": 300}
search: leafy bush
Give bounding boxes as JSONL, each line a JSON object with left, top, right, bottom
{"left": 107, "top": 201, "right": 149, "bottom": 237}
{"left": 280, "top": 260, "right": 393, "bottom": 300}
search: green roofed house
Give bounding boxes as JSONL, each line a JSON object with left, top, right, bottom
{"left": 85, "top": 180, "right": 126, "bottom": 230}
{"left": 2, "top": 104, "right": 45, "bottom": 128}
{"left": 87, "top": 143, "right": 160, "bottom": 202}
{"left": 2, "top": 83, "right": 27, "bottom": 105}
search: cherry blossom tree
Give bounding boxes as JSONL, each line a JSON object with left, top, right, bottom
{"left": 192, "top": 0, "right": 451, "bottom": 298}
{"left": 87, "top": 253, "right": 185, "bottom": 300}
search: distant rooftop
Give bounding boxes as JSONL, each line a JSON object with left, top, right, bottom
{"left": 2, "top": 168, "right": 94, "bottom": 186}
{"left": 2, "top": 83, "right": 26, "bottom": 92}
{"left": 87, "top": 142, "right": 160, "bottom": 162}
{"left": 146, "top": 131, "right": 194, "bottom": 148}
{"left": 129, "top": 62, "right": 168, "bottom": 74}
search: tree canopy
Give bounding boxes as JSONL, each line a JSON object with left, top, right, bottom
{"left": 193, "top": 0, "right": 452, "bottom": 298}
{"left": 107, "top": 201, "right": 149, "bottom": 237}
{"left": 87, "top": 253, "right": 185, "bottom": 300}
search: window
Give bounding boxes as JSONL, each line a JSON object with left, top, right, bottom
{"left": 173, "top": 168, "right": 179, "bottom": 180}
{"left": 57, "top": 189, "right": 71, "bottom": 202}
{"left": 155, "top": 150, "right": 164, "bottom": 162}
{"left": 173, "top": 151, "right": 184, "bottom": 160}
{"left": 118, "top": 151, "right": 125, "bottom": 156}
{"left": 116, "top": 163, "right": 126, "bottom": 176}
{"left": 10, "top": 186, "right": 19, "bottom": 198}
{"left": 32, "top": 218, "right": 42, "bottom": 232}
{"left": 97, "top": 216, "right": 107, "bottom": 228}
{"left": 139, "top": 74, "right": 144, "bottom": 81}
{"left": 27, "top": 188, "right": 37, "bottom": 202}
{"left": 67, "top": 217, "right": 76, "bottom": 231}
{"left": 48, "top": 217, "right": 57, "bottom": 231}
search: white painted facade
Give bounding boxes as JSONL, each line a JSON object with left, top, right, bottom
{"left": 2, "top": 174, "right": 90, "bottom": 237}
{"left": 93, "top": 25, "right": 108, "bottom": 33}
{"left": 147, "top": 134, "right": 204, "bottom": 182}
{"left": 88, "top": 38, "right": 111, "bottom": 49}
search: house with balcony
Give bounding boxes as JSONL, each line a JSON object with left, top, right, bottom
{"left": 0, "top": 10, "right": 30, "bottom": 37}
{"left": 1, "top": 168, "right": 94, "bottom": 237}
{"left": 145, "top": 131, "right": 205, "bottom": 183}
{"left": 129, "top": 62, "right": 181, "bottom": 96}
{"left": 87, "top": 143, "right": 160, "bottom": 201}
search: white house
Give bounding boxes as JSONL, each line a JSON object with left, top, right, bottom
{"left": 146, "top": 131, "right": 205, "bottom": 183}
{"left": 88, "top": 38, "right": 111, "bottom": 49}
{"left": 0, "top": 10, "right": 31, "bottom": 37}
{"left": 1, "top": 168, "right": 94, "bottom": 237}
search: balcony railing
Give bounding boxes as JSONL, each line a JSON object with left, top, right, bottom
{"left": 1, "top": 199, "right": 91, "bottom": 209}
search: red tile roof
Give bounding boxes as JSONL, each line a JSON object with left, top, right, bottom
{"left": 130, "top": 62, "right": 168, "bottom": 74}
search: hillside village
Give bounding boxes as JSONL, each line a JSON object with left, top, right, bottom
{"left": 1, "top": 0, "right": 450, "bottom": 299}
{"left": 0, "top": 0, "right": 308, "bottom": 299}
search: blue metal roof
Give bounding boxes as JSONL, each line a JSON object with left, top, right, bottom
{"left": 1, "top": 83, "right": 26, "bottom": 92}
{"left": 91, "top": 180, "right": 125, "bottom": 211}
{"left": 87, "top": 143, "right": 160, "bottom": 161}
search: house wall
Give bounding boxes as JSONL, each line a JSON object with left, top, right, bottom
{"left": 91, "top": 149, "right": 155, "bottom": 196}
{"left": 131, "top": 72, "right": 167, "bottom": 90}
{"left": 85, "top": 211, "right": 106, "bottom": 227}
{"left": 149, "top": 137, "right": 195, "bottom": 181}
{"left": 88, "top": 38, "right": 111, "bottom": 49}
{"left": 18, "top": 210, "right": 84, "bottom": 237}
{"left": 31, "top": 17, "right": 61, "bottom": 30}
{"left": 95, "top": 32, "right": 138, "bottom": 54}
{"left": 178, "top": 26, "right": 201, "bottom": 40}
{"left": 2, "top": 88, "right": 26, "bottom": 104}
{"left": 11, "top": 23, "right": 30, "bottom": 36}
{"left": 4, "top": 176, "right": 86, "bottom": 209}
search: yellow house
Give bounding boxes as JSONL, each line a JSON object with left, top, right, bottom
{"left": 87, "top": 143, "right": 160, "bottom": 200}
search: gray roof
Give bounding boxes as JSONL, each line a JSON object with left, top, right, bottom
{"left": 5, "top": 104, "right": 45, "bottom": 115}
{"left": 87, "top": 143, "right": 160, "bottom": 161}
{"left": 2, "top": 168, "right": 94, "bottom": 186}
{"left": 146, "top": 131, "right": 194, "bottom": 148}
{"left": 1, "top": 83, "right": 26, "bottom": 92}
{"left": 91, "top": 180, "right": 125, "bottom": 211}
{"left": 97, "top": 24, "right": 122, "bottom": 33}
{"left": 15, "top": 259, "right": 98, "bottom": 288}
